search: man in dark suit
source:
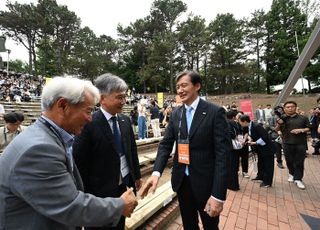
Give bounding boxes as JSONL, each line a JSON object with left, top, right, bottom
{"left": 239, "top": 115, "right": 275, "bottom": 187}
{"left": 73, "top": 73, "right": 142, "bottom": 230}
{"left": 139, "top": 70, "right": 229, "bottom": 230}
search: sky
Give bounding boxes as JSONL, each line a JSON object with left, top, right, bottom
{"left": 0, "top": 0, "right": 273, "bottom": 62}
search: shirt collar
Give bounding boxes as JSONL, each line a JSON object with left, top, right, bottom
{"left": 100, "top": 107, "right": 117, "bottom": 121}
{"left": 41, "top": 115, "right": 74, "bottom": 149}
{"left": 184, "top": 96, "right": 200, "bottom": 111}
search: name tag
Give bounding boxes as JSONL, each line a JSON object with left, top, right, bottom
{"left": 120, "top": 155, "right": 129, "bottom": 178}
{"left": 178, "top": 139, "right": 190, "bottom": 165}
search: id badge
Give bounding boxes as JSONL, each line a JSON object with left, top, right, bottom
{"left": 178, "top": 139, "right": 190, "bottom": 165}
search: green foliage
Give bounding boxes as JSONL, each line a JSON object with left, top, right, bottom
{"left": 1, "top": 0, "right": 319, "bottom": 95}
{"left": 9, "top": 59, "right": 28, "bottom": 73}
{"left": 265, "top": 0, "right": 310, "bottom": 93}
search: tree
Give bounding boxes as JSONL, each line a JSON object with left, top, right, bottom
{"left": 149, "top": 0, "right": 187, "bottom": 93}
{"left": 177, "top": 15, "right": 207, "bottom": 71}
{"left": 0, "top": 1, "right": 39, "bottom": 73}
{"left": 265, "top": 0, "right": 308, "bottom": 93}
{"left": 207, "top": 13, "right": 247, "bottom": 94}
{"left": 246, "top": 10, "right": 267, "bottom": 90}
{"left": 9, "top": 59, "right": 28, "bottom": 73}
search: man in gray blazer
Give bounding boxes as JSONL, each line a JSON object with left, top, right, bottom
{"left": 0, "top": 77, "right": 138, "bottom": 230}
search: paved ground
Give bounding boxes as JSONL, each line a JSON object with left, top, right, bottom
{"left": 167, "top": 147, "right": 320, "bottom": 230}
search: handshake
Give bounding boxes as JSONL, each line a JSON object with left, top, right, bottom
{"left": 120, "top": 176, "right": 160, "bottom": 217}
{"left": 120, "top": 187, "right": 138, "bottom": 217}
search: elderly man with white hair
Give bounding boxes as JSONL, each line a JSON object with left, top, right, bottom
{"left": 0, "top": 77, "right": 138, "bottom": 230}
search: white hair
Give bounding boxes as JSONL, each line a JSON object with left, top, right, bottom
{"left": 41, "top": 77, "right": 100, "bottom": 110}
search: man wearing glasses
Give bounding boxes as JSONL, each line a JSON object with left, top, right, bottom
{"left": 73, "top": 73, "right": 142, "bottom": 230}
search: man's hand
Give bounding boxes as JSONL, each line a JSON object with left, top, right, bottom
{"left": 204, "top": 197, "right": 223, "bottom": 217}
{"left": 139, "top": 175, "right": 159, "bottom": 199}
{"left": 120, "top": 187, "right": 138, "bottom": 217}
{"left": 135, "top": 179, "right": 142, "bottom": 191}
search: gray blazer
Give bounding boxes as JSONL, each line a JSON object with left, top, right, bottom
{"left": 0, "top": 120, "right": 124, "bottom": 230}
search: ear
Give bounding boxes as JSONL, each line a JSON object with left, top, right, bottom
{"left": 195, "top": 82, "right": 201, "bottom": 92}
{"left": 56, "top": 98, "right": 68, "bottom": 111}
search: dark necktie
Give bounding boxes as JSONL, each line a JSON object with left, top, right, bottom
{"left": 111, "top": 116, "right": 124, "bottom": 156}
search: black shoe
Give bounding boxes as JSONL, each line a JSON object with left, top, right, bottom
{"left": 228, "top": 187, "right": 240, "bottom": 191}
{"left": 251, "top": 177, "right": 262, "bottom": 181}
{"left": 277, "top": 163, "right": 285, "bottom": 169}
{"left": 260, "top": 182, "right": 271, "bottom": 188}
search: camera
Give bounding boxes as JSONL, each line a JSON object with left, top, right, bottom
{"left": 273, "top": 105, "right": 288, "bottom": 122}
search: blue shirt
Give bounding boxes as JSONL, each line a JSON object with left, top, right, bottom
{"left": 41, "top": 116, "right": 75, "bottom": 171}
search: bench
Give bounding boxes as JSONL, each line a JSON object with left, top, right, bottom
{"left": 125, "top": 181, "right": 176, "bottom": 230}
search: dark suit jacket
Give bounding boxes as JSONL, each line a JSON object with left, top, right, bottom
{"left": 73, "top": 110, "right": 141, "bottom": 198}
{"left": 153, "top": 99, "right": 229, "bottom": 202}
{"left": 249, "top": 122, "right": 275, "bottom": 156}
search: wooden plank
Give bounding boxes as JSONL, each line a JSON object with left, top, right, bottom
{"left": 125, "top": 181, "right": 175, "bottom": 230}
{"left": 143, "top": 152, "right": 157, "bottom": 161}
{"left": 136, "top": 136, "right": 163, "bottom": 146}
{"left": 138, "top": 156, "right": 151, "bottom": 166}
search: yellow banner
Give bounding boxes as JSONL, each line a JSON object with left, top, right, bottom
{"left": 157, "top": 92, "right": 164, "bottom": 108}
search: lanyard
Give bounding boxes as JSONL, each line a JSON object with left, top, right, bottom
{"left": 38, "top": 117, "right": 66, "bottom": 150}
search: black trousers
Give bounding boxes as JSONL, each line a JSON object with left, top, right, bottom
{"left": 238, "top": 145, "right": 249, "bottom": 173}
{"left": 261, "top": 154, "right": 274, "bottom": 186}
{"left": 177, "top": 176, "right": 219, "bottom": 230}
{"left": 283, "top": 144, "right": 306, "bottom": 180}
{"left": 228, "top": 149, "right": 240, "bottom": 190}
{"left": 274, "top": 141, "right": 282, "bottom": 164}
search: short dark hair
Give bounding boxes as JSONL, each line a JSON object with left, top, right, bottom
{"left": 15, "top": 112, "right": 24, "bottom": 122}
{"left": 226, "top": 111, "right": 237, "bottom": 119}
{"left": 283, "top": 101, "right": 297, "bottom": 107}
{"left": 239, "top": 114, "right": 251, "bottom": 123}
{"left": 3, "top": 112, "right": 22, "bottom": 123}
{"left": 175, "top": 70, "right": 202, "bottom": 90}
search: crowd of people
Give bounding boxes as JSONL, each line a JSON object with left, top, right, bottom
{"left": 0, "top": 70, "right": 44, "bottom": 102}
{"left": 0, "top": 70, "right": 319, "bottom": 230}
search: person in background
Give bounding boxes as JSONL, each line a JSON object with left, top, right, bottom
{"left": 276, "top": 101, "right": 310, "bottom": 190}
{"left": 255, "top": 104, "right": 266, "bottom": 125}
{"left": 0, "top": 103, "right": 5, "bottom": 118}
{"left": 130, "top": 106, "right": 138, "bottom": 134}
{"left": 226, "top": 111, "right": 240, "bottom": 191}
{"left": 162, "top": 106, "right": 172, "bottom": 128}
{"left": 236, "top": 112, "right": 249, "bottom": 178}
{"left": 0, "top": 77, "right": 138, "bottom": 230}
{"left": 264, "top": 104, "right": 273, "bottom": 124}
{"left": 137, "top": 100, "right": 148, "bottom": 139}
{"left": 267, "top": 111, "right": 284, "bottom": 168}
{"left": 0, "top": 112, "right": 26, "bottom": 153}
{"left": 239, "top": 115, "right": 275, "bottom": 188}
{"left": 73, "top": 74, "right": 142, "bottom": 230}
{"left": 309, "top": 108, "right": 319, "bottom": 155}
{"left": 140, "top": 70, "right": 229, "bottom": 230}
{"left": 150, "top": 100, "right": 161, "bottom": 137}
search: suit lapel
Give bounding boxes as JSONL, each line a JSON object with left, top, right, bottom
{"left": 189, "top": 99, "right": 208, "bottom": 139}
